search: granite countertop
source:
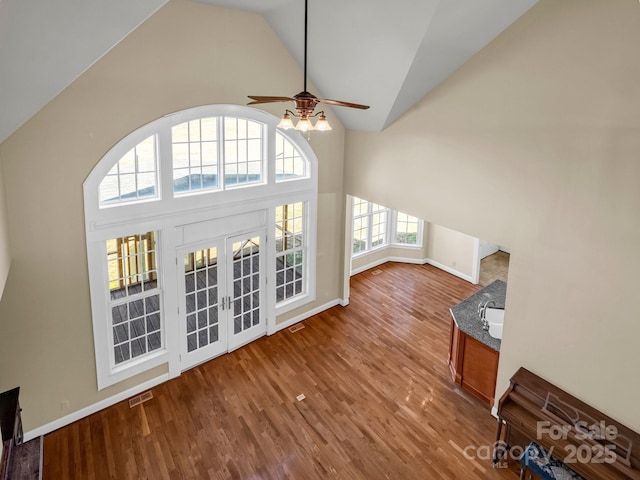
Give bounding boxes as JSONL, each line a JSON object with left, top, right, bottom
{"left": 449, "top": 280, "right": 506, "bottom": 352}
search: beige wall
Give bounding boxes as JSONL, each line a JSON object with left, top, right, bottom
{"left": 425, "top": 223, "right": 475, "bottom": 279}
{"left": 0, "top": 0, "right": 346, "bottom": 431}
{"left": 0, "top": 159, "right": 10, "bottom": 300}
{"left": 350, "top": 215, "right": 477, "bottom": 281}
{"left": 345, "top": 0, "right": 640, "bottom": 432}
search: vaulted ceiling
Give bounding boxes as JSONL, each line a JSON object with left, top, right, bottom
{"left": 0, "top": 0, "right": 537, "bottom": 144}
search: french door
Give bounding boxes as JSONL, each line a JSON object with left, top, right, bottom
{"left": 178, "top": 230, "right": 266, "bottom": 370}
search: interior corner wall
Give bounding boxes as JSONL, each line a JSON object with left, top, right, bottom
{"left": 344, "top": 0, "right": 640, "bottom": 432}
{"left": 351, "top": 244, "right": 427, "bottom": 275}
{"left": 0, "top": 0, "right": 346, "bottom": 432}
{"left": 425, "top": 223, "right": 475, "bottom": 279}
{"left": 0, "top": 157, "right": 11, "bottom": 300}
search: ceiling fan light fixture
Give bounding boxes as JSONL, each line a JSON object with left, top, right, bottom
{"left": 277, "top": 112, "right": 295, "bottom": 129}
{"left": 247, "top": 0, "right": 368, "bottom": 136}
{"left": 295, "top": 116, "right": 313, "bottom": 132}
{"left": 314, "top": 112, "right": 332, "bottom": 131}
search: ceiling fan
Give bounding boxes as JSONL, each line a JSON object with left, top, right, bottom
{"left": 247, "top": 0, "right": 369, "bottom": 132}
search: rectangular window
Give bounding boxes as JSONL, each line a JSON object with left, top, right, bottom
{"left": 107, "top": 232, "right": 162, "bottom": 366}
{"left": 395, "top": 212, "right": 420, "bottom": 245}
{"left": 223, "top": 118, "right": 263, "bottom": 187}
{"left": 275, "top": 202, "right": 305, "bottom": 303}
{"left": 352, "top": 197, "right": 389, "bottom": 255}
{"left": 370, "top": 203, "right": 388, "bottom": 248}
{"left": 172, "top": 118, "right": 219, "bottom": 195}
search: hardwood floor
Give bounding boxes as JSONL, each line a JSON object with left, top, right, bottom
{"left": 43, "top": 263, "right": 519, "bottom": 479}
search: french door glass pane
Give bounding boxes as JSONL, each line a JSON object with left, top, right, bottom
{"left": 231, "top": 237, "right": 260, "bottom": 334}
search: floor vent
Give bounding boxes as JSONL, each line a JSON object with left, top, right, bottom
{"left": 289, "top": 324, "right": 305, "bottom": 333}
{"left": 129, "top": 391, "right": 153, "bottom": 408}
{"left": 371, "top": 269, "right": 383, "bottom": 276}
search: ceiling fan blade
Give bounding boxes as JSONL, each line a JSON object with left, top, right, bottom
{"left": 247, "top": 95, "right": 295, "bottom": 105}
{"left": 319, "top": 98, "right": 370, "bottom": 110}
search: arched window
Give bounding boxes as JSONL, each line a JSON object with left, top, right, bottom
{"left": 99, "top": 135, "right": 158, "bottom": 205}
{"left": 84, "top": 105, "right": 317, "bottom": 389}
{"left": 275, "top": 131, "right": 306, "bottom": 181}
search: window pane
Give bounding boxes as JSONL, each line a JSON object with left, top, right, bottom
{"left": 352, "top": 197, "right": 368, "bottom": 218}
{"left": 223, "top": 117, "right": 263, "bottom": 187}
{"left": 107, "top": 231, "right": 163, "bottom": 366}
{"left": 275, "top": 132, "right": 306, "bottom": 181}
{"left": 275, "top": 202, "right": 305, "bottom": 303}
{"left": 100, "top": 135, "right": 159, "bottom": 206}
{"left": 396, "top": 212, "right": 420, "bottom": 245}
{"left": 172, "top": 118, "right": 219, "bottom": 195}
{"left": 352, "top": 197, "right": 389, "bottom": 254}
{"left": 181, "top": 247, "right": 220, "bottom": 353}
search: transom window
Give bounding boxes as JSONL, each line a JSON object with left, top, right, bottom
{"left": 172, "top": 118, "right": 219, "bottom": 194}
{"left": 223, "top": 117, "right": 263, "bottom": 187}
{"left": 275, "top": 132, "right": 306, "bottom": 181}
{"left": 84, "top": 105, "right": 317, "bottom": 389}
{"left": 99, "top": 135, "right": 158, "bottom": 205}
{"left": 99, "top": 115, "right": 268, "bottom": 208}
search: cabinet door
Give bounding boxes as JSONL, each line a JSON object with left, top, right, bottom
{"left": 448, "top": 319, "right": 463, "bottom": 384}
{"left": 460, "top": 336, "right": 499, "bottom": 405}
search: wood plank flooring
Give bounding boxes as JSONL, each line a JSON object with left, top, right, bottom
{"left": 43, "top": 263, "right": 519, "bottom": 479}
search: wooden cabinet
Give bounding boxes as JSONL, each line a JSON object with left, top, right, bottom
{"left": 448, "top": 318, "right": 499, "bottom": 406}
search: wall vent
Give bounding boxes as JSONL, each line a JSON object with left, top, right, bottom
{"left": 289, "top": 324, "right": 305, "bottom": 333}
{"left": 129, "top": 390, "right": 153, "bottom": 408}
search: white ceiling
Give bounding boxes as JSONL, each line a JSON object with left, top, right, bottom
{"left": 0, "top": 0, "right": 537, "bottom": 143}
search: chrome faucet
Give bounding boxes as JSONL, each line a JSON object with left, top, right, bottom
{"left": 478, "top": 300, "right": 496, "bottom": 330}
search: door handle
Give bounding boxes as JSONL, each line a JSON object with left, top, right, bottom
{"left": 220, "top": 296, "right": 232, "bottom": 310}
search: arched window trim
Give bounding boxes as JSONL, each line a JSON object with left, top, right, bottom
{"left": 84, "top": 105, "right": 318, "bottom": 390}
{"left": 85, "top": 105, "right": 314, "bottom": 229}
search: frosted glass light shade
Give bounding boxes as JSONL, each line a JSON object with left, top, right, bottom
{"left": 295, "top": 117, "right": 313, "bottom": 132}
{"left": 314, "top": 114, "right": 332, "bottom": 131}
{"left": 277, "top": 113, "right": 295, "bottom": 129}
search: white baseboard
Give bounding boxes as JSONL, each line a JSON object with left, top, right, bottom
{"left": 270, "top": 298, "right": 343, "bottom": 333}
{"left": 351, "top": 256, "right": 428, "bottom": 276}
{"left": 387, "top": 256, "right": 428, "bottom": 265}
{"left": 24, "top": 374, "right": 170, "bottom": 442}
{"left": 424, "top": 259, "right": 474, "bottom": 283}
{"left": 351, "top": 255, "right": 473, "bottom": 284}
{"left": 340, "top": 297, "right": 349, "bottom": 307}
{"left": 491, "top": 406, "right": 499, "bottom": 419}
{"left": 350, "top": 257, "right": 391, "bottom": 276}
